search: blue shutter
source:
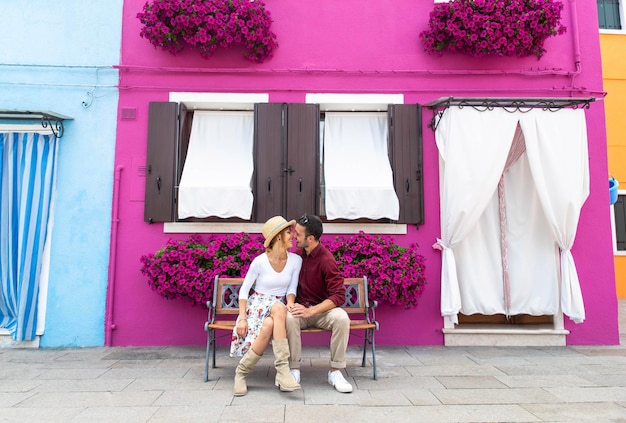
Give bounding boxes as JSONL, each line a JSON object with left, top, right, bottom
{"left": 615, "top": 195, "right": 626, "bottom": 251}
{"left": 598, "top": 0, "right": 622, "bottom": 30}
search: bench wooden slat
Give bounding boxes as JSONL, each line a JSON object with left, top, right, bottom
{"left": 204, "top": 275, "right": 379, "bottom": 382}
{"left": 208, "top": 322, "right": 377, "bottom": 331}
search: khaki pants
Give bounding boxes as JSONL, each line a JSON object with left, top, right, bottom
{"left": 286, "top": 307, "right": 350, "bottom": 369}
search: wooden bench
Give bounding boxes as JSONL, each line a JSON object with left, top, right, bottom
{"left": 204, "top": 275, "right": 379, "bottom": 382}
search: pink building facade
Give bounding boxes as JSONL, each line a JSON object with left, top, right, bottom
{"left": 110, "top": 0, "right": 619, "bottom": 347}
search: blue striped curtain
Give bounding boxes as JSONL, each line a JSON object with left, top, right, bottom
{"left": 0, "top": 132, "right": 57, "bottom": 341}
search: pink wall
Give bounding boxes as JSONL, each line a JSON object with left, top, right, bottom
{"left": 111, "top": 0, "right": 618, "bottom": 346}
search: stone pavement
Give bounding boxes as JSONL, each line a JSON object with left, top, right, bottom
{"left": 0, "top": 302, "right": 625, "bottom": 423}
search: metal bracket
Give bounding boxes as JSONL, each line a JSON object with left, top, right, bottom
{"left": 424, "top": 97, "right": 595, "bottom": 131}
{"left": 0, "top": 110, "right": 72, "bottom": 138}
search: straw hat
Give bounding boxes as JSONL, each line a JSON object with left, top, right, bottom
{"left": 262, "top": 216, "right": 296, "bottom": 248}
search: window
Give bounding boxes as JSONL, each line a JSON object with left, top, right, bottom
{"left": 598, "top": 0, "right": 622, "bottom": 30}
{"left": 614, "top": 194, "right": 626, "bottom": 251}
{"left": 144, "top": 99, "right": 424, "bottom": 226}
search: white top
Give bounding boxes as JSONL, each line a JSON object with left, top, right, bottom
{"left": 238, "top": 252, "right": 302, "bottom": 300}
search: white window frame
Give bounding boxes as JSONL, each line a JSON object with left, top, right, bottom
{"left": 599, "top": 0, "right": 626, "bottom": 34}
{"left": 611, "top": 189, "right": 626, "bottom": 256}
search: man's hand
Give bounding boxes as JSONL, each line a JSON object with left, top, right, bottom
{"left": 288, "top": 302, "right": 314, "bottom": 319}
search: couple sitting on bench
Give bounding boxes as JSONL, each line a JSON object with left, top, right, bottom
{"left": 230, "top": 214, "right": 354, "bottom": 396}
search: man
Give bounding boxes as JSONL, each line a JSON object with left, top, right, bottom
{"left": 285, "top": 214, "right": 353, "bottom": 393}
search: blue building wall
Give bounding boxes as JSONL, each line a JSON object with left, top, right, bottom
{"left": 0, "top": 1, "right": 122, "bottom": 346}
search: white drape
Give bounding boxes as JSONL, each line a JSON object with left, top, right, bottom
{"left": 178, "top": 111, "right": 254, "bottom": 219}
{"left": 435, "top": 107, "right": 588, "bottom": 324}
{"left": 324, "top": 112, "right": 399, "bottom": 220}
{"left": 435, "top": 108, "right": 519, "bottom": 323}
{"left": 520, "top": 109, "right": 589, "bottom": 323}
{"left": 454, "top": 150, "right": 560, "bottom": 317}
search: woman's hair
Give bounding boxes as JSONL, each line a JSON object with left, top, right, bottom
{"left": 265, "top": 227, "right": 291, "bottom": 251}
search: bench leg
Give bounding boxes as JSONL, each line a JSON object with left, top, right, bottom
{"left": 204, "top": 329, "right": 215, "bottom": 382}
{"left": 361, "top": 335, "right": 368, "bottom": 367}
{"left": 211, "top": 333, "right": 217, "bottom": 369}
{"left": 370, "top": 329, "right": 377, "bottom": 380}
{"left": 360, "top": 329, "right": 377, "bottom": 380}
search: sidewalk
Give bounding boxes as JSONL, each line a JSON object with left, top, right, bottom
{"left": 0, "top": 302, "right": 625, "bottom": 423}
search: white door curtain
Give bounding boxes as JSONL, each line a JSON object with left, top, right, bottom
{"left": 0, "top": 132, "right": 58, "bottom": 340}
{"left": 435, "top": 107, "right": 589, "bottom": 324}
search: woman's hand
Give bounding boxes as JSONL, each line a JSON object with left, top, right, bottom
{"left": 236, "top": 319, "right": 248, "bottom": 338}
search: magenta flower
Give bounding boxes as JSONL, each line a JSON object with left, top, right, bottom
{"left": 137, "top": 0, "right": 278, "bottom": 63}
{"left": 323, "top": 231, "right": 427, "bottom": 309}
{"left": 140, "top": 231, "right": 427, "bottom": 309}
{"left": 140, "top": 234, "right": 265, "bottom": 306}
{"left": 419, "top": 0, "right": 566, "bottom": 58}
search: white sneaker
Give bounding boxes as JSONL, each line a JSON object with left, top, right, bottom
{"left": 290, "top": 369, "right": 300, "bottom": 384}
{"left": 327, "top": 370, "right": 353, "bottom": 393}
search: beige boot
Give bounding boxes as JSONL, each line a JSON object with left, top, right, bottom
{"left": 272, "top": 338, "right": 301, "bottom": 392}
{"left": 233, "top": 348, "right": 262, "bottom": 396}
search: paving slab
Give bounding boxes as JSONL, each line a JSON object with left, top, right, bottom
{"left": 0, "top": 299, "right": 624, "bottom": 422}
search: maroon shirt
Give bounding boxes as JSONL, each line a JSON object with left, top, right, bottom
{"left": 296, "top": 243, "right": 345, "bottom": 308}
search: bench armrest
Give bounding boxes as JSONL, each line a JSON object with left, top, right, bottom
{"left": 206, "top": 300, "right": 216, "bottom": 325}
{"left": 366, "top": 300, "right": 378, "bottom": 326}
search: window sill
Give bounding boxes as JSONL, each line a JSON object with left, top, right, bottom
{"left": 600, "top": 29, "right": 626, "bottom": 35}
{"left": 164, "top": 222, "right": 407, "bottom": 235}
{"left": 442, "top": 325, "right": 568, "bottom": 346}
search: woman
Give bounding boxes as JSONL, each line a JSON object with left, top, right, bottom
{"left": 230, "top": 215, "right": 302, "bottom": 396}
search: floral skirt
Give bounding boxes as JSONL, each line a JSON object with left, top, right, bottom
{"left": 229, "top": 291, "right": 285, "bottom": 358}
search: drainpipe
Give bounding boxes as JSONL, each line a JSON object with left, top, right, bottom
{"left": 105, "top": 165, "right": 123, "bottom": 346}
{"left": 568, "top": 0, "right": 583, "bottom": 90}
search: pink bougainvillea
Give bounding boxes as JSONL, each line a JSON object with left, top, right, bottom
{"left": 420, "top": 0, "right": 566, "bottom": 58}
{"left": 140, "top": 232, "right": 427, "bottom": 309}
{"left": 323, "top": 232, "right": 426, "bottom": 309}
{"left": 140, "top": 234, "right": 265, "bottom": 306}
{"left": 137, "top": 0, "right": 278, "bottom": 62}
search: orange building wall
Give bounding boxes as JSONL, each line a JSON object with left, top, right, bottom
{"left": 601, "top": 33, "right": 626, "bottom": 298}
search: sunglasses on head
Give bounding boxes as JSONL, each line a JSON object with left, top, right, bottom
{"left": 298, "top": 214, "right": 308, "bottom": 225}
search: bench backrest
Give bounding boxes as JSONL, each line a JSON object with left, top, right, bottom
{"left": 211, "top": 275, "right": 370, "bottom": 316}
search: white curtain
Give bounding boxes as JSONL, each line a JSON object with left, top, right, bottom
{"left": 178, "top": 111, "right": 254, "bottom": 219}
{"left": 435, "top": 107, "right": 588, "bottom": 324}
{"left": 324, "top": 112, "right": 399, "bottom": 220}
{"left": 520, "top": 109, "right": 589, "bottom": 323}
{"left": 454, "top": 150, "right": 560, "bottom": 316}
{"left": 435, "top": 108, "right": 519, "bottom": 323}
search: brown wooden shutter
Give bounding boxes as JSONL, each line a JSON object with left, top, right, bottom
{"left": 389, "top": 104, "right": 424, "bottom": 225}
{"left": 144, "top": 102, "right": 178, "bottom": 223}
{"left": 254, "top": 103, "right": 285, "bottom": 222}
{"left": 615, "top": 195, "right": 626, "bottom": 251}
{"left": 286, "top": 104, "right": 320, "bottom": 219}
